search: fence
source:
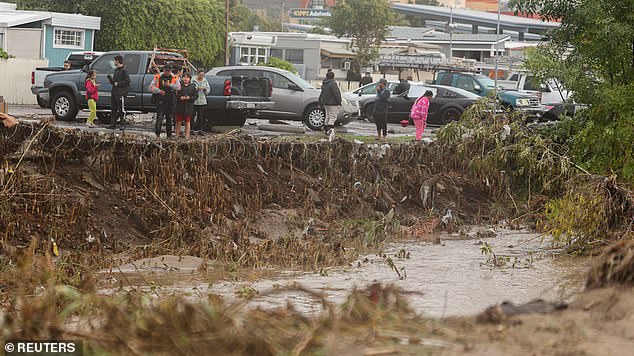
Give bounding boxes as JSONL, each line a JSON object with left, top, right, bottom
{"left": 0, "top": 58, "right": 48, "bottom": 105}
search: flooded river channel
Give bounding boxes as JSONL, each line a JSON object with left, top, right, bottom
{"left": 100, "top": 228, "right": 589, "bottom": 318}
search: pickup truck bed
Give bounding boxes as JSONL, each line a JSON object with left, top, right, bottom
{"left": 39, "top": 50, "right": 273, "bottom": 127}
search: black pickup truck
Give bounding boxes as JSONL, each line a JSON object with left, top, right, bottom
{"left": 38, "top": 50, "right": 273, "bottom": 126}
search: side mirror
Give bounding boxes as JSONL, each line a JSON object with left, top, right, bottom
{"left": 358, "top": 92, "right": 363, "bottom": 96}
{"left": 539, "top": 83, "right": 551, "bottom": 92}
{"left": 474, "top": 84, "right": 482, "bottom": 92}
{"left": 82, "top": 64, "right": 89, "bottom": 72}
{"left": 288, "top": 83, "right": 302, "bottom": 91}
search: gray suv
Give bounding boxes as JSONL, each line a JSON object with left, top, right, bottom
{"left": 207, "top": 66, "right": 355, "bottom": 130}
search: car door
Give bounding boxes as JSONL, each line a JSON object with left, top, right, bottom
{"left": 455, "top": 75, "right": 479, "bottom": 95}
{"left": 427, "top": 88, "right": 447, "bottom": 123}
{"left": 89, "top": 53, "right": 119, "bottom": 107}
{"left": 386, "top": 91, "right": 411, "bottom": 123}
{"left": 121, "top": 53, "right": 143, "bottom": 109}
{"left": 261, "top": 70, "right": 302, "bottom": 119}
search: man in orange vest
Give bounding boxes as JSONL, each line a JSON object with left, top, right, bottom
{"left": 150, "top": 64, "right": 181, "bottom": 138}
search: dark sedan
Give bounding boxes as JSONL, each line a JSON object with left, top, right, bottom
{"left": 359, "top": 84, "right": 482, "bottom": 125}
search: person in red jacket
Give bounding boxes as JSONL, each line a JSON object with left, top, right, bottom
{"left": 84, "top": 70, "right": 100, "bottom": 128}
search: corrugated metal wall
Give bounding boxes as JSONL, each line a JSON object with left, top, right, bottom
{"left": 0, "top": 58, "right": 48, "bottom": 105}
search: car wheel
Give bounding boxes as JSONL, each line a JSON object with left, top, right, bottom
{"left": 441, "top": 107, "right": 462, "bottom": 124}
{"left": 304, "top": 105, "right": 325, "bottom": 131}
{"left": 364, "top": 103, "right": 376, "bottom": 123}
{"left": 51, "top": 91, "right": 78, "bottom": 121}
{"left": 36, "top": 95, "right": 48, "bottom": 108}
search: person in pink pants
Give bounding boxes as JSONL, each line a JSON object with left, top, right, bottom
{"left": 410, "top": 90, "right": 434, "bottom": 141}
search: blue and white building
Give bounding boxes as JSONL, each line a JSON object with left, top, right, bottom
{"left": 0, "top": 2, "right": 100, "bottom": 66}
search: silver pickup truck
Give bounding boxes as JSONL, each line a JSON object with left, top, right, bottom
{"left": 39, "top": 50, "right": 274, "bottom": 126}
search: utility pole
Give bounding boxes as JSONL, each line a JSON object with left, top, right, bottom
{"left": 494, "top": 0, "right": 501, "bottom": 90}
{"left": 449, "top": 6, "right": 454, "bottom": 62}
{"left": 281, "top": 1, "right": 284, "bottom": 32}
{"left": 225, "top": 0, "right": 230, "bottom": 66}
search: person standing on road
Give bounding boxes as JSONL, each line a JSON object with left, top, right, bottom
{"left": 393, "top": 77, "right": 411, "bottom": 95}
{"left": 410, "top": 90, "right": 433, "bottom": 142}
{"left": 318, "top": 71, "right": 342, "bottom": 141}
{"left": 359, "top": 72, "right": 373, "bottom": 87}
{"left": 373, "top": 78, "right": 390, "bottom": 141}
{"left": 192, "top": 69, "right": 210, "bottom": 134}
{"left": 150, "top": 64, "right": 181, "bottom": 138}
{"left": 84, "top": 70, "right": 100, "bottom": 128}
{"left": 107, "top": 55, "right": 130, "bottom": 130}
{"left": 174, "top": 72, "right": 198, "bottom": 139}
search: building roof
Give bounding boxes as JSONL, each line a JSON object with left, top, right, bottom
{"left": 392, "top": 3, "right": 559, "bottom": 34}
{"left": 415, "top": 33, "right": 512, "bottom": 44}
{"left": 387, "top": 26, "right": 435, "bottom": 40}
{"left": 0, "top": 5, "right": 100, "bottom": 30}
{"left": 231, "top": 31, "right": 351, "bottom": 44}
{"left": 0, "top": 10, "right": 48, "bottom": 27}
{"left": 321, "top": 47, "right": 356, "bottom": 58}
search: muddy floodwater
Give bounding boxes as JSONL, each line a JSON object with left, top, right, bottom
{"left": 100, "top": 228, "right": 590, "bottom": 318}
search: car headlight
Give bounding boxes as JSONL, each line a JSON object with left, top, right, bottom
{"left": 516, "top": 99, "right": 530, "bottom": 107}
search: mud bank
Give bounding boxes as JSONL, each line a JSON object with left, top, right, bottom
{"left": 2, "top": 120, "right": 634, "bottom": 355}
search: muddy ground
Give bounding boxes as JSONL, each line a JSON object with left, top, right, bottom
{"left": 1, "top": 119, "right": 633, "bottom": 355}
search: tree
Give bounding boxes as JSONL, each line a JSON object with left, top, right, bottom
{"left": 12, "top": 0, "right": 227, "bottom": 68}
{"left": 258, "top": 57, "right": 298, "bottom": 74}
{"left": 511, "top": 0, "right": 634, "bottom": 183}
{"left": 230, "top": 1, "right": 282, "bottom": 32}
{"left": 321, "top": 0, "right": 394, "bottom": 72}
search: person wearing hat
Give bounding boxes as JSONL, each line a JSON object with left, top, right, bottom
{"left": 373, "top": 78, "right": 391, "bottom": 141}
{"left": 150, "top": 64, "right": 181, "bottom": 137}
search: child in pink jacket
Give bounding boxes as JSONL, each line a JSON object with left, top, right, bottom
{"left": 410, "top": 90, "right": 434, "bottom": 141}
{"left": 84, "top": 70, "right": 100, "bottom": 127}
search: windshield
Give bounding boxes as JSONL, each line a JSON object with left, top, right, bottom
{"left": 285, "top": 71, "right": 314, "bottom": 89}
{"left": 475, "top": 75, "right": 497, "bottom": 88}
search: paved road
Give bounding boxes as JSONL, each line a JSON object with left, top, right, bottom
{"left": 8, "top": 105, "right": 438, "bottom": 140}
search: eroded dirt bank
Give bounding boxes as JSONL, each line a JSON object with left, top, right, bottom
{"left": 1, "top": 121, "right": 634, "bottom": 355}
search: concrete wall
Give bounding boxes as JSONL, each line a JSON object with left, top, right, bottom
{"left": 0, "top": 58, "right": 48, "bottom": 105}
{"left": 273, "top": 37, "right": 321, "bottom": 80}
{"left": 5, "top": 28, "right": 43, "bottom": 59}
{"left": 44, "top": 25, "right": 94, "bottom": 66}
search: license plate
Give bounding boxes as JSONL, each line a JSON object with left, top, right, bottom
{"left": 247, "top": 103, "right": 255, "bottom": 108}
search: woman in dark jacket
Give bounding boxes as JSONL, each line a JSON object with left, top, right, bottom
{"left": 174, "top": 72, "right": 198, "bottom": 139}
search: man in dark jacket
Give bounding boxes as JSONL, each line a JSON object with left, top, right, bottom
{"left": 373, "top": 78, "right": 391, "bottom": 141}
{"left": 393, "top": 77, "right": 411, "bottom": 95}
{"left": 359, "top": 72, "right": 373, "bottom": 87}
{"left": 318, "top": 71, "right": 342, "bottom": 140}
{"left": 107, "top": 55, "right": 130, "bottom": 130}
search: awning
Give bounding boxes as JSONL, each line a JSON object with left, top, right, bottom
{"left": 320, "top": 48, "right": 357, "bottom": 59}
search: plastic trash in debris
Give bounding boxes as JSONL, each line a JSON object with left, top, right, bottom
{"left": 500, "top": 124, "right": 511, "bottom": 141}
{"left": 422, "top": 137, "right": 433, "bottom": 144}
{"left": 441, "top": 209, "right": 453, "bottom": 225}
{"left": 51, "top": 238, "right": 59, "bottom": 257}
{"left": 354, "top": 182, "right": 362, "bottom": 190}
